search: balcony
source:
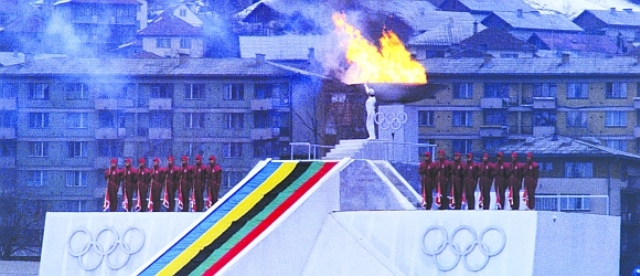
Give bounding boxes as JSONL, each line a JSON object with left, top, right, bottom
{"left": 0, "top": 128, "right": 15, "bottom": 139}
{"left": 149, "top": 98, "right": 172, "bottom": 110}
{"left": 251, "top": 98, "right": 279, "bottom": 111}
{"left": 95, "top": 98, "right": 118, "bottom": 109}
{"left": 149, "top": 128, "right": 171, "bottom": 139}
{"left": 533, "top": 97, "right": 556, "bottom": 109}
{"left": 634, "top": 127, "right": 640, "bottom": 138}
{"left": 479, "top": 125, "right": 508, "bottom": 137}
{"left": 251, "top": 128, "right": 280, "bottom": 140}
{"left": 480, "top": 98, "right": 506, "bottom": 109}
{"left": 96, "top": 128, "right": 116, "bottom": 139}
{"left": 0, "top": 157, "right": 16, "bottom": 169}
{"left": 533, "top": 126, "right": 555, "bottom": 137}
{"left": 634, "top": 97, "right": 640, "bottom": 109}
{"left": 0, "top": 97, "right": 16, "bottom": 110}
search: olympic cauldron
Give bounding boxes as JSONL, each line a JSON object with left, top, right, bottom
{"left": 349, "top": 83, "right": 447, "bottom": 104}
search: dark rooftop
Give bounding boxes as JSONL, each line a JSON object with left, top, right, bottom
{"left": 496, "top": 136, "right": 640, "bottom": 160}
{"left": 576, "top": 9, "right": 640, "bottom": 27}
{"left": 527, "top": 32, "right": 618, "bottom": 54}
{"left": 460, "top": 28, "right": 536, "bottom": 51}
{"left": 483, "top": 11, "right": 583, "bottom": 32}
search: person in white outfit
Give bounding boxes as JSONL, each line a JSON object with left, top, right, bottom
{"left": 364, "top": 84, "right": 376, "bottom": 139}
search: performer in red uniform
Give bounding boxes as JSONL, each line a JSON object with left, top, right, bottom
{"left": 192, "top": 155, "right": 207, "bottom": 212}
{"left": 148, "top": 157, "right": 163, "bottom": 212}
{"left": 136, "top": 158, "right": 151, "bottom": 212}
{"left": 206, "top": 155, "right": 222, "bottom": 209}
{"left": 493, "top": 152, "right": 508, "bottom": 210}
{"left": 478, "top": 153, "right": 494, "bottom": 210}
{"left": 119, "top": 158, "right": 138, "bottom": 212}
{"left": 162, "top": 156, "right": 180, "bottom": 212}
{"left": 418, "top": 151, "right": 437, "bottom": 210}
{"left": 523, "top": 152, "right": 539, "bottom": 210}
{"left": 507, "top": 152, "right": 524, "bottom": 210}
{"left": 178, "top": 155, "right": 193, "bottom": 212}
{"left": 462, "top": 152, "right": 479, "bottom": 210}
{"left": 104, "top": 158, "right": 120, "bottom": 212}
{"left": 449, "top": 152, "right": 464, "bottom": 210}
{"left": 435, "top": 150, "right": 450, "bottom": 210}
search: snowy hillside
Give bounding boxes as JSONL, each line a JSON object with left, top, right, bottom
{"left": 524, "top": 0, "right": 640, "bottom": 18}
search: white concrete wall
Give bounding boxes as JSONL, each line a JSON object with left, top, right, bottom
{"left": 39, "top": 213, "right": 202, "bottom": 276}
{"left": 304, "top": 211, "right": 619, "bottom": 276}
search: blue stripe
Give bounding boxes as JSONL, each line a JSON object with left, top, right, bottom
{"left": 140, "top": 161, "right": 281, "bottom": 275}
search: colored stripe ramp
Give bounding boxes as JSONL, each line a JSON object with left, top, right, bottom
{"left": 136, "top": 160, "right": 339, "bottom": 275}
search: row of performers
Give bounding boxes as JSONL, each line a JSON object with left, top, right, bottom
{"left": 419, "top": 150, "right": 539, "bottom": 210}
{"left": 103, "top": 155, "right": 222, "bottom": 212}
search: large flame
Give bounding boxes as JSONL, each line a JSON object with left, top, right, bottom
{"left": 332, "top": 12, "right": 427, "bottom": 84}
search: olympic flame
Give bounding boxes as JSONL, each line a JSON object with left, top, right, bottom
{"left": 331, "top": 12, "right": 427, "bottom": 85}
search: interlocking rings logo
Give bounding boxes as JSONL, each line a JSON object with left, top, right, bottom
{"left": 374, "top": 111, "right": 408, "bottom": 130}
{"left": 67, "top": 226, "right": 145, "bottom": 270}
{"left": 421, "top": 225, "right": 506, "bottom": 272}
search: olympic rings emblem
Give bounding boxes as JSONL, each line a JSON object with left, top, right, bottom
{"left": 374, "top": 111, "right": 408, "bottom": 130}
{"left": 421, "top": 225, "right": 506, "bottom": 272}
{"left": 67, "top": 226, "right": 145, "bottom": 270}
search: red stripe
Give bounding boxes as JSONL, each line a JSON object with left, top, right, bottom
{"left": 204, "top": 162, "right": 337, "bottom": 275}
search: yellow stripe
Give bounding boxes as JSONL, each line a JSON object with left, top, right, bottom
{"left": 157, "top": 161, "right": 298, "bottom": 275}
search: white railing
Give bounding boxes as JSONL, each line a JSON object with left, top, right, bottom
{"left": 354, "top": 140, "right": 436, "bottom": 163}
{"left": 536, "top": 194, "right": 609, "bottom": 215}
{"left": 289, "top": 142, "right": 335, "bottom": 160}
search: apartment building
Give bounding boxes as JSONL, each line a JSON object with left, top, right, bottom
{"left": 412, "top": 55, "right": 640, "bottom": 156}
{"left": 0, "top": 55, "right": 301, "bottom": 213}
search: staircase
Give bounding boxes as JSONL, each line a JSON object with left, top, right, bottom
{"left": 322, "top": 139, "right": 370, "bottom": 159}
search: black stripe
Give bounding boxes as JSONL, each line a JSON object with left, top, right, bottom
{"left": 177, "top": 162, "right": 313, "bottom": 275}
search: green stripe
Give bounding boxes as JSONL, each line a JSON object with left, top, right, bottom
{"left": 188, "top": 162, "right": 324, "bottom": 275}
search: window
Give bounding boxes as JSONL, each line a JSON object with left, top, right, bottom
{"left": 66, "top": 201, "right": 88, "bottom": 212}
{"left": 561, "top": 196, "right": 590, "bottom": 211}
{"left": 566, "top": 111, "right": 587, "bottom": 128}
{"left": 29, "top": 83, "right": 50, "bottom": 99}
{"left": 484, "top": 138, "right": 506, "bottom": 150}
{"left": 149, "top": 139, "right": 171, "bottom": 156}
{"left": 66, "top": 171, "right": 88, "bottom": 187}
{"left": 0, "top": 111, "right": 16, "bottom": 127}
{"left": 484, "top": 83, "right": 509, "bottom": 98}
{"left": 223, "top": 142, "right": 243, "bottom": 158}
{"left": 29, "top": 142, "right": 48, "bottom": 157}
{"left": 180, "top": 38, "right": 191, "bottom": 49}
{"left": 179, "top": 9, "right": 187, "bottom": 17}
{"left": 27, "top": 171, "right": 48, "bottom": 187}
{"left": 225, "top": 113, "right": 244, "bottom": 129}
{"left": 66, "top": 113, "right": 88, "bottom": 128}
{"left": 500, "top": 53, "right": 518, "bottom": 58}
{"left": 606, "top": 82, "right": 627, "bottom": 98}
{"left": 150, "top": 85, "right": 172, "bottom": 98}
{"left": 533, "top": 110, "right": 556, "bottom": 126}
{"left": 566, "top": 83, "right": 588, "bottom": 98}
{"left": 253, "top": 140, "right": 278, "bottom": 158}
{"left": 418, "top": 110, "right": 434, "bottom": 126}
{"left": 97, "top": 139, "right": 123, "bottom": 157}
{"left": 452, "top": 140, "right": 472, "bottom": 154}
{"left": 538, "top": 162, "right": 553, "bottom": 172}
{"left": 254, "top": 84, "right": 274, "bottom": 99}
{"left": 0, "top": 83, "right": 16, "bottom": 98}
{"left": 150, "top": 111, "right": 171, "bottom": 128}
{"left": 418, "top": 138, "right": 436, "bottom": 157}
{"left": 68, "top": 142, "right": 87, "bottom": 157}
{"left": 0, "top": 141, "right": 15, "bottom": 157}
{"left": 185, "top": 84, "right": 205, "bottom": 99}
{"left": 29, "top": 112, "right": 49, "bottom": 128}
{"left": 605, "top": 139, "right": 627, "bottom": 151}
{"left": 224, "top": 84, "right": 244, "bottom": 100}
{"left": 453, "top": 111, "right": 472, "bottom": 127}
{"left": 533, "top": 84, "right": 557, "bottom": 97}
{"left": 224, "top": 171, "right": 246, "bottom": 188}
{"left": 65, "top": 83, "right": 88, "bottom": 99}
{"left": 565, "top": 162, "right": 593, "bottom": 178}
{"left": 453, "top": 83, "right": 473, "bottom": 99}
{"left": 605, "top": 111, "right": 627, "bottom": 127}
{"left": 254, "top": 111, "right": 271, "bottom": 128}
{"left": 483, "top": 110, "right": 506, "bottom": 125}
{"left": 273, "top": 84, "right": 290, "bottom": 106}
{"left": 184, "top": 113, "right": 205, "bottom": 128}
{"left": 98, "top": 111, "right": 115, "bottom": 128}
{"left": 156, "top": 38, "right": 171, "bottom": 48}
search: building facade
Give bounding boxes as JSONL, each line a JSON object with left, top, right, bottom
{"left": 0, "top": 56, "right": 301, "bottom": 214}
